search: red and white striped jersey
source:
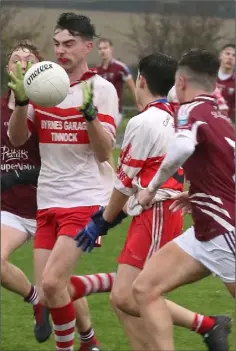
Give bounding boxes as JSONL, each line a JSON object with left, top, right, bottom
{"left": 115, "top": 100, "right": 184, "bottom": 215}
{"left": 26, "top": 71, "right": 119, "bottom": 209}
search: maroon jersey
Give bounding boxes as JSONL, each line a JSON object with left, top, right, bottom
{"left": 216, "top": 73, "right": 235, "bottom": 120}
{"left": 96, "top": 59, "right": 132, "bottom": 112}
{"left": 1, "top": 93, "right": 41, "bottom": 219}
{"left": 176, "top": 95, "right": 235, "bottom": 241}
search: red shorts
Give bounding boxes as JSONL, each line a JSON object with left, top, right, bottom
{"left": 118, "top": 200, "right": 183, "bottom": 269}
{"left": 34, "top": 206, "right": 100, "bottom": 250}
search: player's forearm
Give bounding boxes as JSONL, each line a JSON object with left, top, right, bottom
{"left": 148, "top": 134, "right": 195, "bottom": 193}
{"left": 8, "top": 106, "right": 29, "bottom": 147}
{"left": 103, "top": 188, "right": 129, "bottom": 223}
{"left": 86, "top": 119, "right": 113, "bottom": 162}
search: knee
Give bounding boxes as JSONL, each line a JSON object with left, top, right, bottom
{"left": 110, "top": 287, "right": 131, "bottom": 313}
{"left": 132, "top": 276, "right": 159, "bottom": 306}
{"left": 41, "top": 272, "right": 64, "bottom": 298}
{"left": 1, "top": 252, "right": 8, "bottom": 273}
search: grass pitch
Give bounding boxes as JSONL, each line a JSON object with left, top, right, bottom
{"left": 1, "top": 149, "right": 234, "bottom": 350}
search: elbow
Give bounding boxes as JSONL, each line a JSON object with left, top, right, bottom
{"left": 96, "top": 142, "right": 113, "bottom": 163}
{"left": 97, "top": 152, "right": 111, "bottom": 163}
{"left": 8, "top": 133, "right": 28, "bottom": 147}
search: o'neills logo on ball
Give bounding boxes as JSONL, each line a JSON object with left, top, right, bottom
{"left": 26, "top": 63, "right": 53, "bottom": 85}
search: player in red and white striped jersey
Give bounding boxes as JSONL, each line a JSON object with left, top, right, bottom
{"left": 8, "top": 13, "right": 119, "bottom": 351}
{"left": 136, "top": 49, "right": 234, "bottom": 350}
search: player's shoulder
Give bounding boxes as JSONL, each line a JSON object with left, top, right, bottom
{"left": 112, "top": 59, "right": 130, "bottom": 71}
{"left": 177, "top": 96, "right": 214, "bottom": 123}
{"left": 127, "top": 107, "right": 166, "bottom": 131}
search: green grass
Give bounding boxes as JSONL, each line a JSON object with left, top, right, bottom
{"left": 1, "top": 149, "right": 235, "bottom": 351}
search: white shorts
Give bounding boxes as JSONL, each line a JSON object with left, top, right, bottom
{"left": 1, "top": 211, "right": 36, "bottom": 238}
{"left": 174, "top": 226, "right": 235, "bottom": 283}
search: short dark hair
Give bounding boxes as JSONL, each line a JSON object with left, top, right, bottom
{"left": 97, "top": 38, "right": 113, "bottom": 47}
{"left": 220, "top": 43, "right": 235, "bottom": 52}
{"left": 55, "top": 12, "right": 98, "bottom": 40}
{"left": 7, "top": 40, "right": 43, "bottom": 62}
{"left": 138, "top": 53, "right": 177, "bottom": 96}
{"left": 179, "top": 49, "right": 220, "bottom": 77}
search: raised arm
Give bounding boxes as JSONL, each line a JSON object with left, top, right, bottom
{"left": 8, "top": 106, "right": 29, "bottom": 147}
{"left": 8, "top": 61, "right": 32, "bottom": 146}
{"left": 79, "top": 81, "right": 118, "bottom": 163}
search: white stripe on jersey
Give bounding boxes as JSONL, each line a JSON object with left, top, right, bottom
{"left": 190, "top": 200, "right": 231, "bottom": 218}
{"left": 191, "top": 120, "right": 207, "bottom": 144}
{"left": 198, "top": 208, "right": 234, "bottom": 232}
{"left": 178, "top": 101, "right": 204, "bottom": 118}
{"left": 190, "top": 193, "right": 223, "bottom": 204}
{"left": 35, "top": 109, "right": 82, "bottom": 120}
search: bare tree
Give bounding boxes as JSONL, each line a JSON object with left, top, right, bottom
{"left": 125, "top": 13, "right": 233, "bottom": 61}
{"left": 1, "top": 6, "right": 45, "bottom": 92}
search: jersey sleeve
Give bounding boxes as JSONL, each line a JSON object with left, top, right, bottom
{"left": 120, "top": 63, "right": 132, "bottom": 82}
{"left": 175, "top": 103, "right": 207, "bottom": 145}
{"left": 96, "top": 82, "right": 119, "bottom": 142}
{"left": 115, "top": 118, "right": 153, "bottom": 196}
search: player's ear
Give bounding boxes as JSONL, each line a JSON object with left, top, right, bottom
{"left": 177, "top": 75, "right": 185, "bottom": 91}
{"left": 85, "top": 41, "right": 93, "bottom": 54}
{"left": 139, "top": 75, "right": 146, "bottom": 90}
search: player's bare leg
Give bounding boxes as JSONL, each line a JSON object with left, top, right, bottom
{"left": 74, "top": 297, "right": 100, "bottom": 351}
{"left": 1, "top": 225, "right": 31, "bottom": 297}
{"left": 40, "top": 235, "right": 97, "bottom": 350}
{"left": 133, "top": 241, "right": 230, "bottom": 351}
{"left": 113, "top": 307, "right": 152, "bottom": 351}
{"left": 35, "top": 248, "right": 99, "bottom": 349}
{"left": 1, "top": 224, "right": 51, "bottom": 342}
{"left": 110, "top": 264, "right": 213, "bottom": 350}
{"left": 111, "top": 264, "right": 152, "bottom": 350}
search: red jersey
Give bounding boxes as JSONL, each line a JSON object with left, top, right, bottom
{"left": 96, "top": 59, "right": 132, "bottom": 112}
{"left": 1, "top": 93, "right": 41, "bottom": 219}
{"left": 176, "top": 95, "right": 235, "bottom": 241}
{"left": 216, "top": 73, "right": 235, "bottom": 120}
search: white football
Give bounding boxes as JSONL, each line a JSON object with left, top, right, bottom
{"left": 23, "top": 61, "right": 70, "bottom": 107}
